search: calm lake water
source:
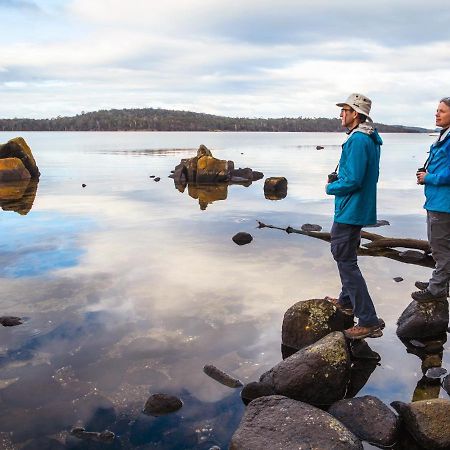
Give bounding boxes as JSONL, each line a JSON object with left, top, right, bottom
{"left": 0, "top": 131, "right": 448, "bottom": 449}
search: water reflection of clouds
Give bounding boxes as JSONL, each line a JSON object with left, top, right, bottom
{"left": 0, "top": 211, "right": 93, "bottom": 278}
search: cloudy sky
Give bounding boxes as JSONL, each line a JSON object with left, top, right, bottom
{"left": 1, "top": 0, "right": 449, "bottom": 127}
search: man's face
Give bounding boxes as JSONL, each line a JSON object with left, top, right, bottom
{"left": 435, "top": 101, "right": 450, "bottom": 128}
{"left": 340, "top": 106, "right": 358, "bottom": 128}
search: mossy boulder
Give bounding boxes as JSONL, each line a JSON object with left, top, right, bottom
{"left": 230, "top": 395, "right": 363, "bottom": 450}
{"left": 397, "top": 299, "right": 449, "bottom": 339}
{"left": 260, "top": 331, "right": 351, "bottom": 405}
{"left": 391, "top": 398, "right": 450, "bottom": 449}
{"left": 282, "top": 298, "right": 354, "bottom": 352}
{"left": 0, "top": 137, "right": 40, "bottom": 178}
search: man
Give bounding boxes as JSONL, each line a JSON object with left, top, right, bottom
{"left": 412, "top": 97, "right": 450, "bottom": 302}
{"left": 325, "top": 93, "right": 384, "bottom": 340}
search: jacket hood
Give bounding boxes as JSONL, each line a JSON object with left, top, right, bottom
{"left": 347, "top": 123, "right": 383, "bottom": 145}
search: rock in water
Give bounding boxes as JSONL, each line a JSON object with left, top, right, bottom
{"left": 0, "top": 316, "right": 23, "bottom": 326}
{"left": 70, "top": 427, "right": 115, "bottom": 443}
{"left": 230, "top": 395, "right": 362, "bottom": 450}
{"left": 282, "top": 298, "right": 354, "bottom": 351}
{"left": 232, "top": 232, "right": 253, "bottom": 246}
{"left": 397, "top": 299, "right": 449, "bottom": 339}
{"left": 0, "top": 137, "right": 40, "bottom": 178}
{"left": 328, "top": 395, "right": 399, "bottom": 447}
{"left": 203, "top": 364, "right": 243, "bottom": 388}
{"left": 425, "top": 367, "right": 447, "bottom": 379}
{"left": 260, "top": 331, "right": 351, "bottom": 405}
{"left": 301, "top": 223, "right": 322, "bottom": 232}
{"left": 391, "top": 398, "right": 450, "bottom": 449}
{"left": 0, "top": 158, "right": 31, "bottom": 182}
{"left": 143, "top": 393, "right": 183, "bottom": 416}
{"left": 263, "top": 177, "right": 287, "bottom": 200}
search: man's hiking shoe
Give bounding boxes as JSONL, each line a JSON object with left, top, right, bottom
{"left": 344, "top": 324, "right": 383, "bottom": 340}
{"left": 414, "top": 281, "right": 449, "bottom": 296}
{"left": 324, "top": 296, "right": 354, "bottom": 316}
{"left": 411, "top": 289, "right": 447, "bottom": 302}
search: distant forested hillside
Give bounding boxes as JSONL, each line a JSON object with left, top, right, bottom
{"left": 0, "top": 108, "right": 429, "bottom": 133}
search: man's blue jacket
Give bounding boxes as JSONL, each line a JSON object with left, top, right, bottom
{"left": 326, "top": 124, "right": 382, "bottom": 226}
{"left": 424, "top": 129, "right": 450, "bottom": 214}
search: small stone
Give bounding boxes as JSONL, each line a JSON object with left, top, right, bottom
{"left": 82, "top": 183, "right": 86, "bottom": 188}
{"left": 316, "top": 145, "right": 324, "bottom": 150}
{"left": 232, "top": 232, "right": 253, "bottom": 246}
{"left": 203, "top": 364, "right": 243, "bottom": 388}
{"left": 0, "top": 316, "right": 22, "bottom": 327}
{"left": 425, "top": 367, "right": 447, "bottom": 379}
{"left": 150, "top": 175, "right": 155, "bottom": 178}
{"left": 301, "top": 223, "right": 322, "bottom": 232}
{"left": 154, "top": 177, "right": 160, "bottom": 182}
{"left": 393, "top": 277, "right": 404, "bottom": 282}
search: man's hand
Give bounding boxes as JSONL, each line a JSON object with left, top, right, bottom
{"left": 416, "top": 170, "right": 427, "bottom": 185}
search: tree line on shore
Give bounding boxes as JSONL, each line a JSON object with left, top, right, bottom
{"left": 0, "top": 108, "right": 429, "bottom": 133}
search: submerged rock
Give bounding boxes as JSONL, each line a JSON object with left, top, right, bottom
{"left": 397, "top": 299, "right": 449, "bottom": 339}
{"left": 232, "top": 232, "right": 253, "bottom": 246}
{"left": 143, "top": 393, "right": 183, "bottom": 416}
{"left": 70, "top": 427, "right": 115, "bottom": 443}
{"left": 230, "top": 395, "right": 362, "bottom": 450}
{"left": 391, "top": 398, "right": 450, "bottom": 449}
{"left": 203, "top": 364, "right": 243, "bottom": 388}
{"left": 328, "top": 395, "right": 399, "bottom": 447}
{"left": 282, "top": 298, "right": 354, "bottom": 352}
{"left": 260, "top": 332, "right": 351, "bottom": 405}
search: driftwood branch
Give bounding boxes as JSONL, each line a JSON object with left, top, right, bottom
{"left": 257, "top": 221, "right": 434, "bottom": 269}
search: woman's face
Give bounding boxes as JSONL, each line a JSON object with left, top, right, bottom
{"left": 435, "top": 101, "right": 450, "bottom": 128}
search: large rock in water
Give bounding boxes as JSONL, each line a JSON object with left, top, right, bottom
{"left": 282, "top": 298, "right": 354, "bottom": 352}
{"left": 0, "top": 137, "right": 40, "bottom": 178}
{"left": 230, "top": 395, "right": 363, "bottom": 450}
{"left": 260, "top": 331, "right": 351, "bottom": 405}
{"left": 328, "top": 395, "right": 399, "bottom": 447}
{"left": 391, "top": 398, "right": 450, "bottom": 449}
{"left": 397, "top": 299, "right": 449, "bottom": 339}
{"left": 0, "top": 158, "right": 31, "bottom": 182}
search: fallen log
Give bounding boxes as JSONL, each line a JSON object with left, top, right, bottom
{"left": 257, "top": 221, "right": 434, "bottom": 269}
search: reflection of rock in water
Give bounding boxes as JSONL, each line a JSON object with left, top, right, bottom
{"left": 188, "top": 183, "right": 228, "bottom": 210}
{"left": 0, "top": 179, "right": 38, "bottom": 215}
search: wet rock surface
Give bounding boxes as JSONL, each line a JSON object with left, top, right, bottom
{"left": 0, "top": 137, "right": 40, "bottom": 179}
{"left": 282, "top": 299, "right": 354, "bottom": 351}
{"left": 391, "top": 398, "right": 450, "bottom": 449}
{"left": 0, "top": 158, "right": 31, "bottom": 182}
{"left": 230, "top": 395, "right": 363, "bottom": 450}
{"left": 203, "top": 364, "right": 243, "bottom": 388}
{"left": 143, "top": 393, "right": 183, "bottom": 416}
{"left": 328, "top": 395, "right": 399, "bottom": 447}
{"left": 232, "top": 232, "right": 253, "bottom": 246}
{"left": 397, "top": 299, "right": 449, "bottom": 339}
{"left": 240, "top": 381, "right": 275, "bottom": 404}
{"left": 260, "top": 332, "right": 351, "bottom": 405}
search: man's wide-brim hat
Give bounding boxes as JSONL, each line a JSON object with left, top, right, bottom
{"left": 337, "top": 93, "right": 373, "bottom": 122}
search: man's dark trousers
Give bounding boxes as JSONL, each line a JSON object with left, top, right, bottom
{"left": 330, "top": 221, "right": 378, "bottom": 327}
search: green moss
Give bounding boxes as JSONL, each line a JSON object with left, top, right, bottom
{"left": 306, "top": 333, "right": 347, "bottom": 367}
{"left": 304, "top": 301, "right": 333, "bottom": 333}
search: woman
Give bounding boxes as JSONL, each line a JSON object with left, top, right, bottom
{"left": 412, "top": 97, "right": 450, "bottom": 301}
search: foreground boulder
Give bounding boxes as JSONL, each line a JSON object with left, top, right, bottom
{"left": 328, "top": 395, "right": 399, "bottom": 447}
{"left": 391, "top": 398, "right": 450, "bottom": 449}
{"left": 230, "top": 395, "right": 362, "bottom": 450}
{"left": 397, "top": 299, "right": 449, "bottom": 339}
{"left": 0, "top": 137, "right": 40, "bottom": 178}
{"left": 260, "top": 331, "right": 351, "bottom": 405}
{"left": 170, "top": 145, "right": 262, "bottom": 185}
{"left": 282, "top": 298, "right": 354, "bottom": 352}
